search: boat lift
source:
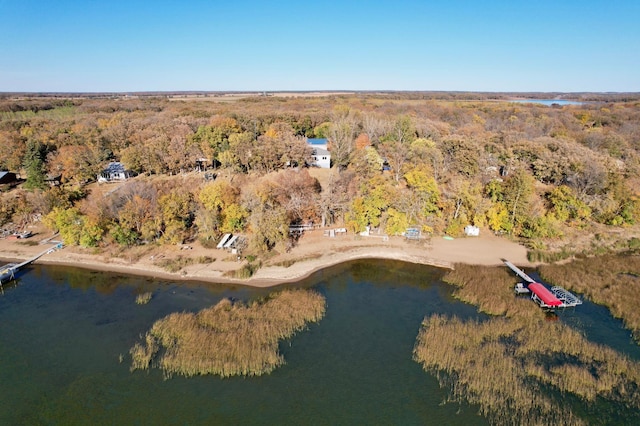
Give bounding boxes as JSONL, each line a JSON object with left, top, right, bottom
{"left": 502, "top": 259, "right": 582, "bottom": 309}
{"left": 550, "top": 286, "right": 582, "bottom": 307}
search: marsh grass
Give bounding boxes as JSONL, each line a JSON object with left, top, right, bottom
{"left": 539, "top": 254, "right": 640, "bottom": 342}
{"left": 130, "top": 289, "right": 326, "bottom": 378}
{"left": 135, "top": 292, "right": 152, "bottom": 305}
{"left": 527, "top": 249, "right": 574, "bottom": 263}
{"left": 415, "top": 264, "right": 640, "bottom": 425}
{"left": 155, "top": 255, "right": 215, "bottom": 273}
{"left": 270, "top": 253, "right": 323, "bottom": 268}
{"left": 442, "top": 264, "right": 539, "bottom": 319}
{"left": 223, "top": 261, "right": 261, "bottom": 279}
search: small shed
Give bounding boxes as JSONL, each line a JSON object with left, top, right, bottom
{"left": 464, "top": 225, "right": 480, "bottom": 236}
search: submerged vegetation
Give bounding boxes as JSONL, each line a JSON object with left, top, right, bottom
{"left": 135, "top": 291, "right": 152, "bottom": 305}
{"left": 130, "top": 289, "right": 326, "bottom": 378}
{"left": 415, "top": 264, "right": 640, "bottom": 425}
{"left": 539, "top": 254, "right": 640, "bottom": 342}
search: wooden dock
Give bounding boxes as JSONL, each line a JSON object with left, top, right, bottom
{"left": 1, "top": 243, "right": 63, "bottom": 287}
{"left": 502, "top": 258, "right": 535, "bottom": 283}
{"left": 502, "top": 258, "right": 582, "bottom": 309}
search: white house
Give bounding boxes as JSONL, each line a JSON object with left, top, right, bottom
{"left": 98, "top": 162, "right": 134, "bottom": 183}
{"left": 307, "top": 138, "right": 331, "bottom": 169}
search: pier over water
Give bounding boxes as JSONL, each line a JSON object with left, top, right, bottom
{"left": 502, "top": 259, "right": 582, "bottom": 309}
{"left": 0, "top": 243, "right": 63, "bottom": 287}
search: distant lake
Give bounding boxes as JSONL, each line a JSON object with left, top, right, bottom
{"left": 1, "top": 260, "right": 638, "bottom": 425}
{"left": 508, "top": 99, "right": 584, "bottom": 106}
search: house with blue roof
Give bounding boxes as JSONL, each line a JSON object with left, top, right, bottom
{"left": 307, "top": 138, "right": 331, "bottom": 169}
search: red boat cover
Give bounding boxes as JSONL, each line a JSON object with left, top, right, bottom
{"left": 528, "top": 283, "right": 562, "bottom": 307}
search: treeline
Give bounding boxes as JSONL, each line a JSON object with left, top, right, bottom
{"left": 1, "top": 95, "right": 639, "bottom": 254}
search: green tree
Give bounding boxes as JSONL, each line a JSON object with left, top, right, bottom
{"left": 158, "top": 191, "right": 193, "bottom": 244}
{"left": 502, "top": 169, "right": 535, "bottom": 234}
{"left": 109, "top": 222, "right": 138, "bottom": 246}
{"left": 23, "top": 140, "right": 47, "bottom": 190}
{"left": 198, "top": 179, "right": 246, "bottom": 234}
{"left": 382, "top": 115, "right": 416, "bottom": 145}
{"left": 79, "top": 218, "right": 106, "bottom": 247}
{"left": 345, "top": 176, "right": 392, "bottom": 232}
{"left": 385, "top": 208, "right": 409, "bottom": 236}
{"left": 404, "top": 166, "right": 441, "bottom": 217}
{"left": 546, "top": 185, "right": 591, "bottom": 224}
{"left": 189, "top": 117, "right": 241, "bottom": 166}
{"left": 43, "top": 207, "right": 84, "bottom": 245}
{"left": 486, "top": 202, "right": 512, "bottom": 234}
{"left": 221, "top": 203, "right": 247, "bottom": 233}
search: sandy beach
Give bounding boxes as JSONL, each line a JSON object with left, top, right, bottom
{"left": 0, "top": 228, "right": 533, "bottom": 287}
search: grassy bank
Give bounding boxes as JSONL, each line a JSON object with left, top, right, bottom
{"left": 154, "top": 255, "right": 215, "bottom": 273}
{"left": 538, "top": 254, "right": 640, "bottom": 343}
{"left": 130, "top": 289, "right": 326, "bottom": 378}
{"left": 414, "top": 264, "right": 640, "bottom": 425}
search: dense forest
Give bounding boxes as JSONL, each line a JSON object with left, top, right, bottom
{"left": 1, "top": 93, "right": 640, "bottom": 258}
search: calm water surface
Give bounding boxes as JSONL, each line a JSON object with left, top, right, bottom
{"left": 508, "top": 99, "right": 584, "bottom": 106}
{"left": 0, "top": 260, "right": 638, "bottom": 425}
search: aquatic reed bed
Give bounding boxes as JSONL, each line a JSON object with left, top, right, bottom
{"left": 416, "top": 263, "right": 640, "bottom": 425}
{"left": 442, "top": 264, "right": 539, "bottom": 319}
{"left": 135, "top": 291, "right": 152, "bottom": 305}
{"left": 538, "top": 254, "right": 640, "bottom": 342}
{"left": 130, "top": 289, "right": 326, "bottom": 378}
{"left": 414, "top": 314, "right": 640, "bottom": 426}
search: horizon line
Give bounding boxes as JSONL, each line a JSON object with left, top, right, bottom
{"left": 2, "top": 90, "right": 639, "bottom": 96}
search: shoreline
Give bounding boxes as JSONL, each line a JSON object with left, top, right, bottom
{"left": 0, "top": 230, "right": 535, "bottom": 287}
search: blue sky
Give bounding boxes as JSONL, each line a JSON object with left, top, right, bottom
{"left": 1, "top": 0, "right": 639, "bottom": 92}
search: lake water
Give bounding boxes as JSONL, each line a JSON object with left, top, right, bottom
{"left": 508, "top": 99, "right": 584, "bottom": 106}
{"left": 1, "top": 260, "right": 638, "bottom": 425}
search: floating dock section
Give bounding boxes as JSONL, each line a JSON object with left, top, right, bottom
{"left": 502, "top": 259, "right": 582, "bottom": 309}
